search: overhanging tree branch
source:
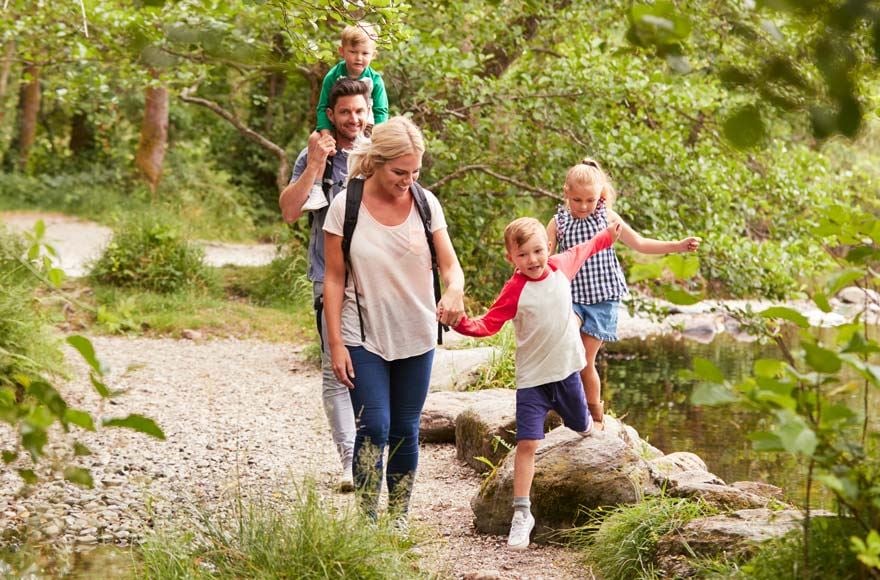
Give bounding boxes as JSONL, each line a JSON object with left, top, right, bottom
{"left": 180, "top": 85, "right": 290, "bottom": 192}
{"left": 427, "top": 164, "right": 560, "bottom": 201}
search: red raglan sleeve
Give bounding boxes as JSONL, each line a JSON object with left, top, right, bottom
{"left": 550, "top": 229, "right": 614, "bottom": 280}
{"left": 453, "top": 275, "right": 525, "bottom": 337}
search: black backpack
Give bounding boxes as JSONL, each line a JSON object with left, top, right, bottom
{"left": 342, "top": 177, "right": 445, "bottom": 345}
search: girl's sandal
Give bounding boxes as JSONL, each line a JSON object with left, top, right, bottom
{"left": 588, "top": 400, "right": 605, "bottom": 431}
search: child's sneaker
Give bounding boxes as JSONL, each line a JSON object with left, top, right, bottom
{"left": 507, "top": 511, "right": 535, "bottom": 550}
{"left": 302, "top": 182, "right": 328, "bottom": 211}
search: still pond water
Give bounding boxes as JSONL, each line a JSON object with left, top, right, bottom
{"left": 603, "top": 331, "right": 879, "bottom": 508}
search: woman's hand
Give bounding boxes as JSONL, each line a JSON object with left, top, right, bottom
{"left": 329, "top": 343, "right": 355, "bottom": 389}
{"left": 437, "top": 287, "right": 465, "bottom": 327}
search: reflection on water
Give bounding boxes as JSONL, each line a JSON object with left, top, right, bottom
{"left": 602, "top": 332, "right": 879, "bottom": 508}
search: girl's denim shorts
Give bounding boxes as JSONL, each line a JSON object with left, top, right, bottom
{"left": 573, "top": 300, "right": 620, "bottom": 342}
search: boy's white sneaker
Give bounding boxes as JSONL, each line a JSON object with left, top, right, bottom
{"left": 302, "top": 182, "right": 328, "bottom": 211}
{"left": 507, "top": 511, "right": 535, "bottom": 550}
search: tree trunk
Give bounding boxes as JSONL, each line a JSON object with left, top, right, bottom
{"left": 134, "top": 71, "right": 169, "bottom": 191}
{"left": 0, "top": 41, "right": 15, "bottom": 126}
{"left": 263, "top": 33, "right": 288, "bottom": 134}
{"left": 69, "top": 110, "right": 96, "bottom": 157}
{"left": 16, "top": 63, "right": 40, "bottom": 171}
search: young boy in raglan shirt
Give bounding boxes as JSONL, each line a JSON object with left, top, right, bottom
{"left": 451, "top": 216, "right": 620, "bottom": 550}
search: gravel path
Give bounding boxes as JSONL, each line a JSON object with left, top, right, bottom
{"left": 0, "top": 336, "right": 587, "bottom": 579}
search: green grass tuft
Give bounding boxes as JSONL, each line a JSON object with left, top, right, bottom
{"left": 464, "top": 325, "right": 517, "bottom": 391}
{"left": 138, "top": 480, "right": 431, "bottom": 579}
{"left": 569, "top": 496, "right": 716, "bottom": 580}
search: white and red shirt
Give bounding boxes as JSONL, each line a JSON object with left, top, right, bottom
{"left": 454, "top": 230, "right": 613, "bottom": 389}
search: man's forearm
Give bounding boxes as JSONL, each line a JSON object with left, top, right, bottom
{"left": 279, "top": 163, "right": 321, "bottom": 223}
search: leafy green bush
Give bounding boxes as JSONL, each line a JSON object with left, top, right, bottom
{"left": 0, "top": 147, "right": 260, "bottom": 243}
{"left": 570, "top": 496, "right": 716, "bottom": 580}
{"left": 0, "top": 168, "right": 138, "bottom": 220}
{"left": 139, "top": 480, "right": 427, "bottom": 579}
{"left": 0, "top": 227, "right": 64, "bottom": 385}
{"left": 156, "top": 140, "right": 259, "bottom": 241}
{"left": 91, "top": 217, "right": 214, "bottom": 293}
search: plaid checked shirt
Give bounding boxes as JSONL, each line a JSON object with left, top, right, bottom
{"left": 554, "top": 200, "right": 628, "bottom": 305}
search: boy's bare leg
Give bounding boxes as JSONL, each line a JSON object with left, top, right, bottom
{"left": 580, "top": 333, "right": 605, "bottom": 428}
{"left": 509, "top": 439, "right": 539, "bottom": 550}
{"left": 513, "top": 439, "right": 539, "bottom": 497}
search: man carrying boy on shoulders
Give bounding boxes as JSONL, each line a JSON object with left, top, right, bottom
{"left": 279, "top": 77, "right": 371, "bottom": 492}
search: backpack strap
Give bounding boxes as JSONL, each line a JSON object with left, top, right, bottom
{"left": 410, "top": 182, "right": 446, "bottom": 345}
{"left": 307, "top": 154, "right": 336, "bottom": 228}
{"left": 342, "top": 178, "right": 367, "bottom": 342}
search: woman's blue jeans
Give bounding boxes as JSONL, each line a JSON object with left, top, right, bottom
{"left": 347, "top": 346, "right": 434, "bottom": 519}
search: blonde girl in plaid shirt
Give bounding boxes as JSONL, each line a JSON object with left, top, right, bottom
{"left": 547, "top": 159, "right": 701, "bottom": 430}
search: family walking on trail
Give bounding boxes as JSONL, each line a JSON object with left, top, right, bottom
{"left": 280, "top": 22, "right": 700, "bottom": 549}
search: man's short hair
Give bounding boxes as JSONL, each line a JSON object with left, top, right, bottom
{"left": 504, "top": 217, "right": 548, "bottom": 252}
{"left": 327, "top": 78, "right": 370, "bottom": 111}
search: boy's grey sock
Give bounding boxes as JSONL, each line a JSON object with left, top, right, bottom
{"left": 512, "top": 496, "right": 531, "bottom": 517}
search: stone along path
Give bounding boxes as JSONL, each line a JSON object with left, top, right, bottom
{"left": 0, "top": 336, "right": 586, "bottom": 579}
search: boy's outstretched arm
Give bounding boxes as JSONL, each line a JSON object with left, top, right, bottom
{"left": 609, "top": 209, "right": 701, "bottom": 254}
{"left": 552, "top": 224, "right": 619, "bottom": 280}
{"left": 453, "top": 277, "right": 524, "bottom": 337}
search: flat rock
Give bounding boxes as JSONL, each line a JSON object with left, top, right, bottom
{"left": 420, "top": 390, "right": 511, "bottom": 444}
{"left": 656, "top": 508, "right": 837, "bottom": 576}
{"left": 430, "top": 347, "right": 498, "bottom": 392}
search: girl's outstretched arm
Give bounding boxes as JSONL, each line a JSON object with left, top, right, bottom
{"left": 608, "top": 209, "right": 701, "bottom": 254}
{"left": 546, "top": 217, "right": 559, "bottom": 254}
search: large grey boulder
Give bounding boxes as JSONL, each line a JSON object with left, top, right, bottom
{"left": 471, "top": 419, "right": 659, "bottom": 538}
{"left": 454, "top": 391, "right": 562, "bottom": 472}
{"left": 655, "top": 508, "right": 836, "bottom": 577}
{"left": 420, "top": 389, "right": 513, "bottom": 444}
{"left": 647, "top": 452, "right": 777, "bottom": 510}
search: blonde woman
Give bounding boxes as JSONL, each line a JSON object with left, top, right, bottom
{"left": 323, "top": 116, "right": 465, "bottom": 526}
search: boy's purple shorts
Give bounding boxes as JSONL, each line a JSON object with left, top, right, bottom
{"left": 515, "top": 371, "right": 591, "bottom": 441}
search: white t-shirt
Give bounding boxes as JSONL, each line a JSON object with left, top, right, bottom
{"left": 323, "top": 187, "right": 447, "bottom": 361}
{"left": 453, "top": 230, "right": 614, "bottom": 388}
